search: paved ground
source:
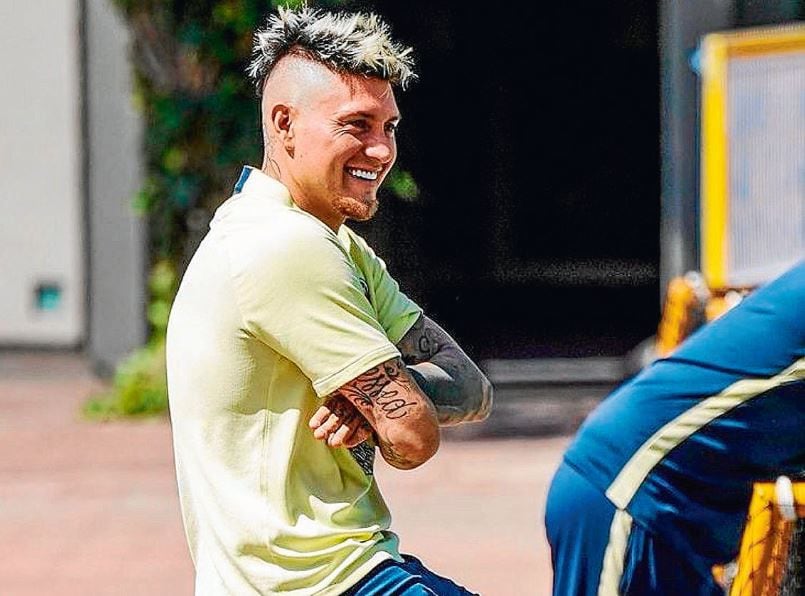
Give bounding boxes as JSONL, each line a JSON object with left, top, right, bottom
{"left": 0, "top": 352, "right": 602, "bottom": 596}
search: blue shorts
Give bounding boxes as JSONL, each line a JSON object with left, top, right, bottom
{"left": 345, "top": 555, "right": 478, "bottom": 596}
{"left": 544, "top": 461, "right": 724, "bottom": 596}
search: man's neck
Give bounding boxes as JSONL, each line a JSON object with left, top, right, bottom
{"left": 261, "top": 154, "right": 282, "bottom": 181}
{"left": 260, "top": 160, "right": 343, "bottom": 233}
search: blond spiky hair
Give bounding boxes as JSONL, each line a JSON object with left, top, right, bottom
{"left": 247, "top": 5, "right": 417, "bottom": 95}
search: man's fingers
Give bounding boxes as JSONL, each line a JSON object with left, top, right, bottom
{"left": 310, "top": 396, "right": 372, "bottom": 447}
{"left": 327, "top": 421, "right": 355, "bottom": 448}
{"left": 309, "top": 405, "right": 333, "bottom": 429}
{"left": 313, "top": 411, "right": 343, "bottom": 440}
{"left": 330, "top": 407, "right": 356, "bottom": 440}
{"left": 337, "top": 421, "right": 361, "bottom": 447}
{"left": 312, "top": 397, "right": 355, "bottom": 441}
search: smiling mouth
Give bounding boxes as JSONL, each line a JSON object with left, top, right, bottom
{"left": 346, "top": 167, "right": 379, "bottom": 181}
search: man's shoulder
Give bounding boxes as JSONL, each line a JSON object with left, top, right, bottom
{"left": 217, "top": 199, "right": 344, "bottom": 259}
{"left": 213, "top": 211, "right": 358, "bottom": 301}
{"left": 217, "top": 193, "right": 326, "bottom": 234}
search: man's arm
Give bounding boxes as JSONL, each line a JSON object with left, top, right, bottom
{"left": 310, "top": 357, "right": 440, "bottom": 470}
{"left": 396, "top": 314, "right": 493, "bottom": 426}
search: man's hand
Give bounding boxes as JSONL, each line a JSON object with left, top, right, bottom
{"left": 309, "top": 395, "right": 372, "bottom": 449}
{"left": 316, "top": 358, "right": 440, "bottom": 469}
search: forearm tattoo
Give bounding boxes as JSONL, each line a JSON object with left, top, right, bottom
{"left": 378, "top": 440, "right": 416, "bottom": 469}
{"left": 337, "top": 359, "right": 422, "bottom": 470}
{"left": 397, "top": 316, "right": 441, "bottom": 365}
{"left": 338, "top": 359, "right": 416, "bottom": 420}
{"left": 397, "top": 315, "right": 493, "bottom": 425}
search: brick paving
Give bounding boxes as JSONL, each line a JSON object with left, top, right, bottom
{"left": 0, "top": 352, "right": 574, "bottom": 596}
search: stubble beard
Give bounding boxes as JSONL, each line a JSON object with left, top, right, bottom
{"left": 333, "top": 192, "right": 379, "bottom": 222}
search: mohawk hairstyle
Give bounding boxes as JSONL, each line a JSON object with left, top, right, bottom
{"left": 247, "top": 5, "right": 417, "bottom": 96}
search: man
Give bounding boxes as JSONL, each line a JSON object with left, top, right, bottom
{"left": 166, "top": 6, "right": 492, "bottom": 595}
{"left": 545, "top": 260, "right": 804, "bottom": 595}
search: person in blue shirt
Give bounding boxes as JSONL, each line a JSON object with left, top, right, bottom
{"left": 545, "top": 260, "right": 805, "bottom": 595}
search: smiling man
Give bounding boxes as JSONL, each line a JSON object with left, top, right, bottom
{"left": 166, "top": 7, "right": 492, "bottom": 596}
{"left": 260, "top": 55, "right": 398, "bottom": 229}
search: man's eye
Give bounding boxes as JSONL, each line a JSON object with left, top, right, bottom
{"left": 385, "top": 123, "right": 398, "bottom": 135}
{"left": 346, "top": 120, "right": 369, "bottom": 131}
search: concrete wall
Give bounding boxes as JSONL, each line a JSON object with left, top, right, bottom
{"left": 84, "top": 0, "right": 147, "bottom": 374}
{"left": 0, "top": 0, "right": 147, "bottom": 373}
{"left": 0, "top": 0, "right": 85, "bottom": 345}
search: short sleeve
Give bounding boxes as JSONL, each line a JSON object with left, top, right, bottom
{"left": 223, "top": 214, "right": 401, "bottom": 398}
{"left": 342, "top": 229, "right": 423, "bottom": 344}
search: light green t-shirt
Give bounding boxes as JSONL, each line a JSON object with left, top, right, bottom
{"left": 166, "top": 167, "right": 422, "bottom": 595}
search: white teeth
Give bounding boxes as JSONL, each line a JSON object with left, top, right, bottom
{"left": 347, "top": 168, "right": 378, "bottom": 181}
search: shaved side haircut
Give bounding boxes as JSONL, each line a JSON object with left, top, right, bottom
{"left": 247, "top": 5, "right": 417, "bottom": 95}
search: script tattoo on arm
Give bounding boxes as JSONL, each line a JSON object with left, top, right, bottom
{"left": 396, "top": 314, "right": 494, "bottom": 426}
{"left": 337, "top": 360, "right": 417, "bottom": 420}
{"left": 334, "top": 357, "right": 440, "bottom": 470}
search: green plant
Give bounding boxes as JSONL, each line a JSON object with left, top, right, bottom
{"left": 83, "top": 341, "right": 169, "bottom": 419}
{"left": 83, "top": 260, "right": 177, "bottom": 419}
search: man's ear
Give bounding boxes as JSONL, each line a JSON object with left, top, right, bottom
{"left": 270, "top": 104, "right": 295, "bottom": 153}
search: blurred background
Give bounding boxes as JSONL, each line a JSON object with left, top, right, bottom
{"left": 0, "top": 1, "right": 802, "bottom": 594}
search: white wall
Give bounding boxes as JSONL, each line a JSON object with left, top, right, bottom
{"left": 0, "top": 0, "right": 84, "bottom": 345}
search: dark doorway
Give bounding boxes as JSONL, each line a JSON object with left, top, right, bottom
{"left": 351, "top": 2, "right": 661, "bottom": 361}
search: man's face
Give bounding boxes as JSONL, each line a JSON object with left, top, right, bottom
{"left": 283, "top": 71, "right": 400, "bottom": 229}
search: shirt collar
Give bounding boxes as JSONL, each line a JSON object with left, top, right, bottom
{"left": 234, "top": 165, "right": 293, "bottom": 206}
{"left": 222, "top": 166, "right": 346, "bottom": 239}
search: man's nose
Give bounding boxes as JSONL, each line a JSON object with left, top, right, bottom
{"left": 364, "top": 136, "right": 395, "bottom": 164}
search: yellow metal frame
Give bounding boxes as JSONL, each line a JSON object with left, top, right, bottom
{"left": 728, "top": 480, "right": 805, "bottom": 596}
{"left": 699, "top": 24, "right": 805, "bottom": 290}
